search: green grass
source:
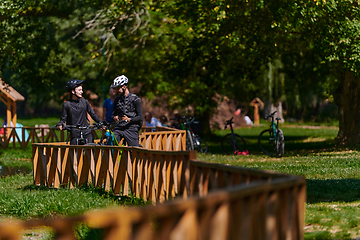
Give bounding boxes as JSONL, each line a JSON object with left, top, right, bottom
{"left": 14, "top": 117, "right": 61, "bottom": 127}
{"left": 1, "top": 122, "right": 360, "bottom": 239}
{"left": 198, "top": 124, "right": 360, "bottom": 240}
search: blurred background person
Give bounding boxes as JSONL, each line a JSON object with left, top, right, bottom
{"left": 103, "top": 87, "right": 117, "bottom": 123}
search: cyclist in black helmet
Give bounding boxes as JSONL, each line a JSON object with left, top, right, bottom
{"left": 111, "top": 75, "right": 143, "bottom": 147}
{"left": 56, "top": 79, "right": 103, "bottom": 145}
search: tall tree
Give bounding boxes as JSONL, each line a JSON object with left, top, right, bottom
{"left": 298, "top": 0, "right": 360, "bottom": 144}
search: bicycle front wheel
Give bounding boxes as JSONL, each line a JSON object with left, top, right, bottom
{"left": 276, "top": 129, "right": 285, "bottom": 157}
{"left": 195, "top": 137, "right": 208, "bottom": 153}
{"left": 258, "top": 129, "right": 277, "bottom": 156}
{"left": 186, "top": 130, "right": 194, "bottom": 150}
{"left": 221, "top": 133, "right": 246, "bottom": 155}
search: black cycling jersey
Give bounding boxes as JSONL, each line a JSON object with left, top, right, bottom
{"left": 111, "top": 92, "right": 143, "bottom": 129}
{"left": 111, "top": 92, "right": 143, "bottom": 146}
{"left": 58, "top": 98, "right": 101, "bottom": 127}
{"left": 57, "top": 98, "right": 101, "bottom": 145}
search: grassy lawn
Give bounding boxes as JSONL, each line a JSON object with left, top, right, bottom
{"left": 15, "top": 117, "right": 61, "bottom": 127}
{"left": 199, "top": 124, "right": 360, "bottom": 240}
{"left": 1, "top": 122, "right": 359, "bottom": 239}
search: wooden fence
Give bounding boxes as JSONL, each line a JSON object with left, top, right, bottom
{"left": 0, "top": 126, "right": 185, "bottom": 150}
{"left": 32, "top": 144, "right": 193, "bottom": 202}
{"left": 0, "top": 127, "right": 306, "bottom": 239}
{"left": 0, "top": 143, "right": 307, "bottom": 239}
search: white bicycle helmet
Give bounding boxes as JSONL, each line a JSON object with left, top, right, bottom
{"left": 110, "top": 75, "right": 129, "bottom": 88}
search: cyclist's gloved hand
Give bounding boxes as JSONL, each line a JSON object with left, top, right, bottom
{"left": 55, "top": 124, "right": 64, "bottom": 130}
{"left": 100, "top": 121, "right": 108, "bottom": 127}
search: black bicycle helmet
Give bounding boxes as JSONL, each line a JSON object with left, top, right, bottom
{"left": 66, "top": 79, "right": 84, "bottom": 92}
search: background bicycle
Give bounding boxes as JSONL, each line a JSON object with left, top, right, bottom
{"left": 258, "top": 111, "right": 285, "bottom": 157}
{"left": 221, "top": 117, "right": 247, "bottom": 155}
{"left": 181, "top": 116, "right": 208, "bottom": 153}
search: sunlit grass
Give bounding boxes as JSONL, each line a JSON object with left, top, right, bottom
{"left": 199, "top": 124, "right": 360, "bottom": 240}
{"left": 1, "top": 123, "right": 360, "bottom": 239}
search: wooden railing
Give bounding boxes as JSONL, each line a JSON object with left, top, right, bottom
{"left": 32, "top": 144, "right": 193, "bottom": 202}
{"left": 0, "top": 178, "right": 305, "bottom": 240}
{"left": 0, "top": 126, "right": 66, "bottom": 148}
{"left": 0, "top": 125, "right": 306, "bottom": 239}
{"left": 0, "top": 142, "right": 306, "bottom": 239}
{"left": 139, "top": 130, "right": 186, "bottom": 151}
{"left": 0, "top": 126, "right": 186, "bottom": 150}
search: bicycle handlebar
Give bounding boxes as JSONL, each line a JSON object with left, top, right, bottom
{"left": 102, "top": 120, "right": 128, "bottom": 130}
{"left": 58, "top": 123, "right": 104, "bottom": 131}
{"left": 224, "top": 117, "right": 234, "bottom": 129}
{"left": 264, "top": 111, "right": 277, "bottom": 120}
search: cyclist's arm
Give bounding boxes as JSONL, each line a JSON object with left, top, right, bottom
{"left": 56, "top": 102, "right": 68, "bottom": 128}
{"left": 111, "top": 97, "right": 120, "bottom": 122}
{"left": 130, "top": 98, "right": 143, "bottom": 123}
{"left": 86, "top": 100, "right": 102, "bottom": 123}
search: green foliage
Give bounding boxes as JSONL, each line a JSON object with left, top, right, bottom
{"left": 0, "top": 0, "right": 360, "bottom": 133}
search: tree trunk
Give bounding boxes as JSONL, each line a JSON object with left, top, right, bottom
{"left": 336, "top": 72, "right": 360, "bottom": 144}
{"left": 264, "top": 99, "right": 285, "bottom": 123}
{"left": 198, "top": 111, "right": 212, "bottom": 136}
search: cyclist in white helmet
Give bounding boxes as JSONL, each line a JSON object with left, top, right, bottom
{"left": 111, "top": 75, "right": 143, "bottom": 146}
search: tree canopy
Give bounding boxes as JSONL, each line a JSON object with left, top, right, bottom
{"left": 1, "top": 0, "right": 360, "bottom": 143}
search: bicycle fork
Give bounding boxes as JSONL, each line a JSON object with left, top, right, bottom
{"left": 192, "top": 132, "right": 200, "bottom": 146}
{"left": 231, "top": 133, "right": 238, "bottom": 151}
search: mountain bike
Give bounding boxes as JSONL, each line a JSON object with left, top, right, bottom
{"left": 258, "top": 111, "right": 285, "bottom": 157}
{"left": 221, "top": 117, "right": 247, "bottom": 155}
{"left": 98, "top": 121, "right": 126, "bottom": 146}
{"left": 181, "top": 116, "right": 208, "bottom": 153}
{"left": 62, "top": 123, "right": 103, "bottom": 145}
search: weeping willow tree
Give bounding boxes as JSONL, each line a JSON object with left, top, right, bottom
{"left": 259, "top": 58, "right": 285, "bottom": 121}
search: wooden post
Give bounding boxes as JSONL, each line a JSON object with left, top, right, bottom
{"left": 6, "top": 99, "right": 11, "bottom": 138}
{"left": 12, "top": 101, "right": 17, "bottom": 127}
{"left": 250, "top": 97, "right": 264, "bottom": 126}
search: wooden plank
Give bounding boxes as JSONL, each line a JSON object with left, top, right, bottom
{"left": 54, "top": 148, "right": 61, "bottom": 188}
{"left": 33, "top": 147, "right": 40, "bottom": 185}
{"left": 141, "top": 152, "right": 149, "bottom": 202}
{"left": 169, "top": 208, "right": 198, "bottom": 240}
{"left": 147, "top": 153, "right": 156, "bottom": 203}
{"left": 96, "top": 149, "right": 108, "bottom": 188}
{"left": 47, "top": 147, "right": 56, "bottom": 187}
{"left": 123, "top": 150, "right": 130, "bottom": 196}
{"left": 78, "top": 148, "right": 91, "bottom": 186}
{"left": 112, "top": 148, "right": 121, "bottom": 190}
{"left": 61, "top": 148, "right": 70, "bottom": 186}
{"left": 105, "top": 148, "right": 114, "bottom": 191}
{"left": 209, "top": 202, "right": 230, "bottom": 240}
{"left": 132, "top": 150, "right": 139, "bottom": 197}
{"left": 113, "top": 149, "right": 127, "bottom": 195}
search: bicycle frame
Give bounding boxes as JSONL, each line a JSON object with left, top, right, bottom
{"left": 227, "top": 119, "right": 237, "bottom": 151}
{"left": 267, "top": 112, "right": 280, "bottom": 142}
{"left": 102, "top": 129, "right": 119, "bottom": 146}
{"left": 180, "top": 116, "right": 207, "bottom": 152}
{"left": 258, "top": 111, "right": 284, "bottom": 157}
{"left": 271, "top": 121, "right": 277, "bottom": 142}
